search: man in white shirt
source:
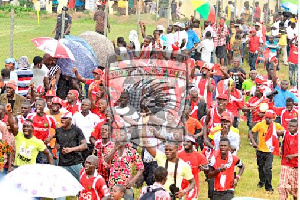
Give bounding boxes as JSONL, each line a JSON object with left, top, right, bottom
{"left": 212, "top": 112, "right": 240, "bottom": 155}
{"left": 271, "top": 15, "right": 281, "bottom": 38}
{"left": 73, "top": 99, "right": 100, "bottom": 161}
{"left": 173, "top": 22, "right": 188, "bottom": 50}
{"left": 287, "top": 22, "right": 298, "bottom": 55}
{"left": 202, "top": 21, "right": 216, "bottom": 39}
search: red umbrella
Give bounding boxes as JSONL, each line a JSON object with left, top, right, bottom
{"left": 31, "top": 37, "right": 75, "bottom": 60}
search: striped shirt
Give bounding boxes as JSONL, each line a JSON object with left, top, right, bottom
{"left": 15, "top": 69, "right": 33, "bottom": 96}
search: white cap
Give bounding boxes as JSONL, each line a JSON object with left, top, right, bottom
{"left": 156, "top": 25, "right": 165, "bottom": 31}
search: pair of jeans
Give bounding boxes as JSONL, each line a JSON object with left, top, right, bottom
{"left": 61, "top": 163, "right": 82, "bottom": 181}
{"left": 289, "top": 63, "right": 298, "bottom": 87}
{"left": 256, "top": 151, "right": 274, "bottom": 190}
{"left": 249, "top": 52, "right": 258, "bottom": 70}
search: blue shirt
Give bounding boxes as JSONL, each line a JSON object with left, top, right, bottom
{"left": 186, "top": 29, "right": 200, "bottom": 50}
{"left": 265, "top": 41, "right": 279, "bottom": 54}
{"left": 274, "top": 85, "right": 298, "bottom": 107}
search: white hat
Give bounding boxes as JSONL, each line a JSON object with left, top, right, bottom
{"left": 61, "top": 112, "right": 73, "bottom": 119}
{"left": 173, "top": 22, "right": 181, "bottom": 27}
{"left": 156, "top": 25, "right": 165, "bottom": 31}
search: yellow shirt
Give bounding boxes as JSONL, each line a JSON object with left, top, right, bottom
{"left": 15, "top": 132, "right": 46, "bottom": 166}
{"left": 252, "top": 120, "right": 284, "bottom": 152}
{"left": 208, "top": 126, "right": 239, "bottom": 140}
{"left": 278, "top": 34, "right": 287, "bottom": 46}
{"left": 155, "top": 150, "right": 194, "bottom": 192}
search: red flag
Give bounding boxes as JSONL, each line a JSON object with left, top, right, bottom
{"left": 265, "top": 122, "right": 280, "bottom": 156}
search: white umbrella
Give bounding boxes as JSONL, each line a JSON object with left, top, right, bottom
{"left": 0, "top": 180, "right": 33, "bottom": 200}
{"left": 4, "top": 164, "right": 83, "bottom": 198}
{"left": 31, "top": 37, "right": 75, "bottom": 61}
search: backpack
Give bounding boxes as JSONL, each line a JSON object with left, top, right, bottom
{"left": 139, "top": 187, "right": 165, "bottom": 200}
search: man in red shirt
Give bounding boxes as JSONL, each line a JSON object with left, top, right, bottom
{"left": 280, "top": 98, "right": 298, "bottom": 132}
{"left": 27, "top": 98, "right": 57, "bottom": 164}
{"left": 207, "top": 138, "right": 245, "bottom": 200}
{"left": 178, "top": 135, "right": 207, "bottom": 200}
{"left": 64, "top": 89, "right": 81, "bottom": 114}
{"left": 192, "top": 63, "right": 215, "bottom": 108}
{"left": 224, "top": 81, "right": 244, "bottom": 128}
{"left": 288, "top": 41, "right": 298, "bottom": 87}
{"left": 248, "top": 29, "right": 260, "bottom": 70}
{"left": 79, "top": 155, "right": 110, "bottom": 200}
{"left": 278, "top": 119, "right": 298, "bottom": 200}
{"left": 254, "top": 2, "right": 261, "bottom": 22}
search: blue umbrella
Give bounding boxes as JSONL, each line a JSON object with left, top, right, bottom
{"left": 67, "top": 36, "right": 98, "bottom": 65}
{"left": 57, "top": 39, "right": 98, "bottom": 79}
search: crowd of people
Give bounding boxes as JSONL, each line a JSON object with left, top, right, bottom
{"left": 0, "top": 2, "right": 299, "bottom": 200}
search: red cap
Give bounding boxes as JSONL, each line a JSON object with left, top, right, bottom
{"left": 61, "top": 112, "right": 73, "bottom": 119}
{"left": 216, "top": 93, "right": 228, "bottom": 100}
{"left": 68, "top": 90, "right": 79, "bottom": 100}
{"left": 221, "top": 111, "right": 232, "bottom": 122}
{"left": 167, "top": 109, "right": 179, "bottom": 118}
{"left": 46, "top": 90, "right": 55, "bottom": 97}
{"left": 265, "top": 110, "right": 276, "bottom": 119}
{"left": 36, "top": 85, "right": 45, "bottom": 93}
{"left": 6, "top": 80, "right": 17, "bottom": 90}
{"left": 52, "top": 96, "right": 62, "bottom": 105}
{"left": 255, "top": 77, "right": 266, "bottom": 85}
{"left": 93, "top": 69, "right": 104, "bottom": 76}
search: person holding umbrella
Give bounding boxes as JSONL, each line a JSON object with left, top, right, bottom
{"left": 5, "top": 103, "right": 54, "bottom": 168}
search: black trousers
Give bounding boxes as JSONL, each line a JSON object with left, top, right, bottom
{"left": 212, "top": 190, "right": 234, "bottom": 200}
{"left": 256, "top": 150, "right": 273, "bottom": 190}
{"left": 143, "top": 161, "right": 158, "bottom": 186}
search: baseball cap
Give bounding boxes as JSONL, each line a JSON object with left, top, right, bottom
{"left": 46, "top": 90, "right": 56, "bottom": 97}
{"left": 156, "top": 25, "right": 165, "bottom": 31}
{"left": 221, "top": 111, "right": 232, "bottom": 122}
{"left": 184, "top": 135, "right": 197, "bottom": 144}
{"left": 216, "top": 93, "right": 228, "bottom": 100}
{"left": 52, "top": 97, "right": 63, "bottom": 105}
{"left": 6, "top": 80, "right": 17, "bottom": 90}
{"left": 265, "top": 110, "right": 276, "bottom": 119}
{"left": 61, "top": 112, "right": 73, "bottom": 119}
{"left": 92, "top": 68, "right": 104, "bottom": 75}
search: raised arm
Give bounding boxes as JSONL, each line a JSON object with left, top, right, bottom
{"left": 5, "top": 104, "right": 18, "bottom": 136}
{"left": 141, "top": 116, "right": 157, "bottom": 158}
{"left": 72, "top": 67, "right": 87, "bottom": 84}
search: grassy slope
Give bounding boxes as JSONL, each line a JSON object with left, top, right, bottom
{"left": 0, "top": 13, "right": 292, "bottom": 199}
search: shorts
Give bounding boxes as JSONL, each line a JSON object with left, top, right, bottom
{"left": 216, "top": 45, "right": 226, "bottom": 58}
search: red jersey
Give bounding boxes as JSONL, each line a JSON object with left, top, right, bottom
{"left": 178, "top": 150, "right": 207, "bottom": 194}
{"left": 288, "top": 45, "right": 298, "bottom": 64}
{"left": 282, "top": 132, "right": 298, "bottom": 168}
{"left": 245, "top": 96, "right": 270, "bottom": 123}
{"left": 91, "top": 120, "right": 107, "bottom": 140}
{"left": 194, "top": 76, "right": 215, "bottom": 108}
{"left": 64, "top": 102, "right": 81, "bottom": 115}
{"left": 209, "top": 107, "right": 229, "bottom": 128}
{"left": 209, "top": 151, "right": 243, "bottom": 191}
{"left": 249, "top": 36, "right": 260, "bottom": 53}
{"left": 79, "top": 169, "right": 110, "bottom": 200}
{"left": 27, "top": 113, "right": 56, "bottom": 141}
{"left": 190, "top": 98, "right": 200, "bottom": 119}
{"left": 225, "top": 89, "right": 244, "bottom": 117}
{"left": 280, "top": 108, "right": 298, "bottom": 131}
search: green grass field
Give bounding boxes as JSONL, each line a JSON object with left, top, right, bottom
{"left": 0, "top": 12, "right": 293, "bottom": 200}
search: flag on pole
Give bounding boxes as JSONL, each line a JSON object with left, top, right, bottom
{"left": 265, "top": 110, "right": 280, "bottom": 156}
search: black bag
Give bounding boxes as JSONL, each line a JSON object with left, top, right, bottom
{"left": 139, "top": 187, "right": 165, "bottom": 200}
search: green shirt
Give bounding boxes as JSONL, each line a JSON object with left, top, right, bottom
{"left": 242, "top": 79, "right": 255, "bottom": 102}
{"left": 14, "top": 132, "right": 46, "bottom": 166}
